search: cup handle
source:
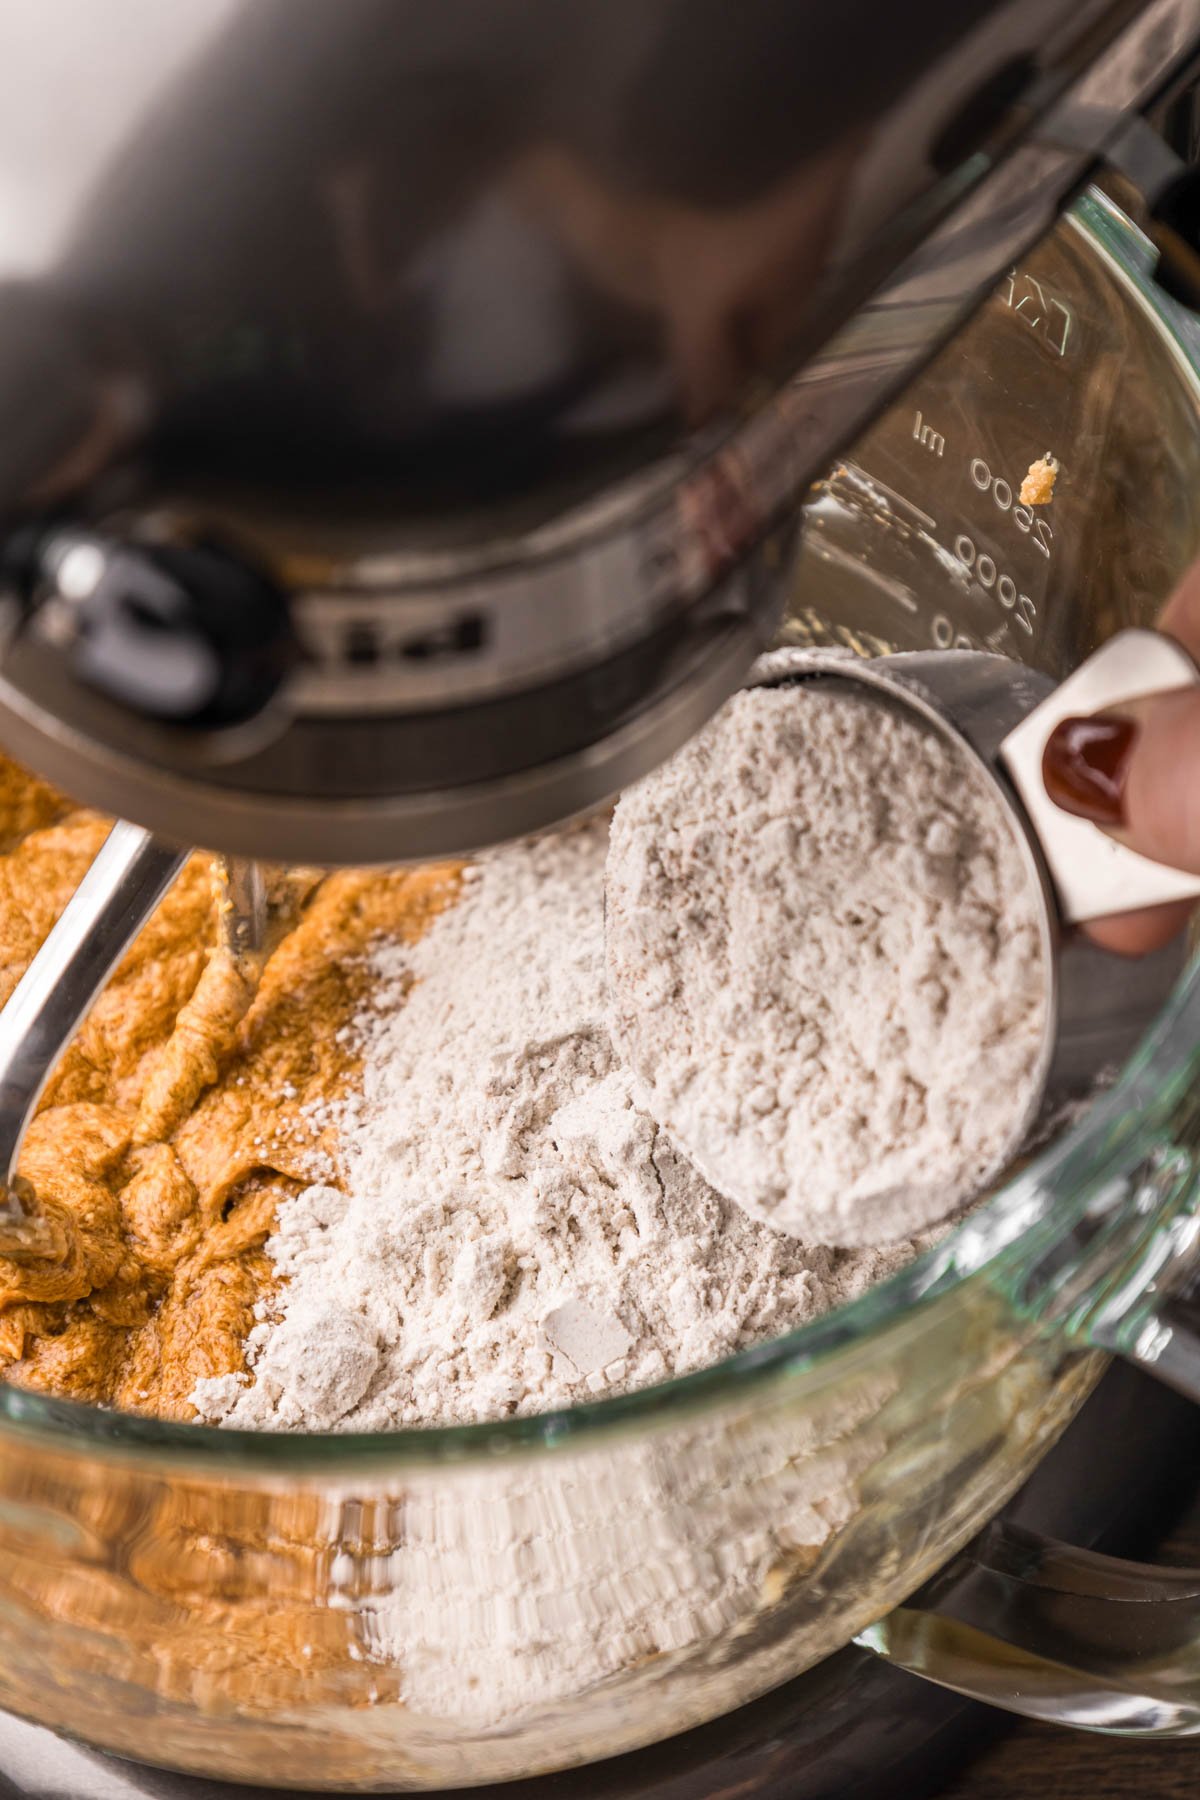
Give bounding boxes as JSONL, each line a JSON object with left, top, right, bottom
{"left": 856, "top": 1513, "right": 1200, "bottom": 1733}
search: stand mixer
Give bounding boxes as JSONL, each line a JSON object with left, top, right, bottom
{"left": 7, "top": 8, "right": 1200, "bottom": 1794}
{"left": 3, "top": 0, "right": 1200, "bottom": 1249}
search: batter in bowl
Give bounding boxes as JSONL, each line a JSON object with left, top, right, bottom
{"left": 0, "top": 771, "right": 461, "bottom": 1415}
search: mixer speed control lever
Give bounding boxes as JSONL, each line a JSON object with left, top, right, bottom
{"left": 7, "top": 528, "right": 297, "bottom": 728}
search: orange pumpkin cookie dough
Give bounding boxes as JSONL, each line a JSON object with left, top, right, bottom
{"left": 0, "top": 758, "right": 462, "bottom": 1418}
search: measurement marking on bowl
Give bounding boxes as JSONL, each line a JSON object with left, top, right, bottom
{"left": 912, "top": 409, "right": 946, "bottom": 458}
{"left": 997, "top": 266, "right": 1073, "bottom": 357}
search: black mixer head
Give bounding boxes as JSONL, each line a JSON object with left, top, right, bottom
{"left": 0, "top": 0, "right": 1194, "bottom": 861}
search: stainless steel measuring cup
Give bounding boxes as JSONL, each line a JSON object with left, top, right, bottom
{"left": 743, "top": 630, "right": 1200, "bottom": 1190}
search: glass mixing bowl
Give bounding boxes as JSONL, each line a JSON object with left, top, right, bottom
{"left": 1, "top": 192, "right": 1200, "bottom": 1790}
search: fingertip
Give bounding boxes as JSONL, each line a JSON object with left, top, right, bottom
{"left": 1082, "top": 899, "right": 1195, "bottom": 957}
{"left": 1158, "top": 566, "right": 1200, "bottom": 660}
{"left": 1121, "top": 687, "right": 1200, "bottom": 875}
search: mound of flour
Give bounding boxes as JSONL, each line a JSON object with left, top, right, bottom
{"left": 192, "top": 822, "right": 914, "bottom": 1434}
{"left": 605, "top": 679, "right": 1049, "bottom": 1245}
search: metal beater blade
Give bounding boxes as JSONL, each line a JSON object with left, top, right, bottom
{"left": 0, "top": 821, "right": 186, "bottom": 1259}
{"left": 125, "top": 851, "right": 323, "bottom": 1141}
{"left": 0, "top": 825, "right": 322, "bottom": 1256}
{"left": 217, "top": 857, "right": 322, "bottom": 990}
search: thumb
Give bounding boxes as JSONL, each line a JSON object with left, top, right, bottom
{"left": 1041, "top": 686, "right": 1200, "bottom": 955}
{"left": 1042, "top": 686, "right": 1200, "bottom": 876}
{"left": 1041, "top": 564, "right": 1200, "bottom": 957}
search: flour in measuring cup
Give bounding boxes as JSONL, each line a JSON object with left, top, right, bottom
{"left": 605, "top": 681, "right": 1050, "bottom": 1245}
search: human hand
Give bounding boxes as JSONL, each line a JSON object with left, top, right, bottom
{"left": 1043, "top": 568, "right": 1200, "bottom": 954}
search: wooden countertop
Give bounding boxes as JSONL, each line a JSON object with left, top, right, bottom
{"left": 937, "top": 1730, "right": 1199, "bottom": 1800}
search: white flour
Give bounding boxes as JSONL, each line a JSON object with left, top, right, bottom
{"left": 605, "top": 680, "right": 1050, "bottom": 1246}
{"left": 193, "top": 821, "right": 912, "bottom": 1434}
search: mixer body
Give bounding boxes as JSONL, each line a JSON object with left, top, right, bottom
{"left": 0, "top": 0, "right": 1198, "bottom": 859}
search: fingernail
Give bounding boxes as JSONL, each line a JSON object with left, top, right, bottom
{"left": 1042, "top": 714, "right": 1138, "bottom": 825}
